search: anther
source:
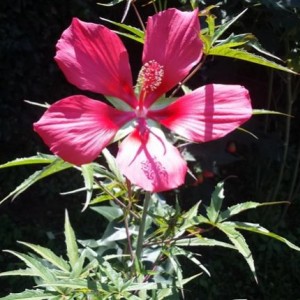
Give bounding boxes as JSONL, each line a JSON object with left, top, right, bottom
{"left": 137, "top": 60, "right": 164, "bottom": 93}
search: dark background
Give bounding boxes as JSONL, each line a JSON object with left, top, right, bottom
{"left": 0, "top": 0, "right": 300, "bottom": 298}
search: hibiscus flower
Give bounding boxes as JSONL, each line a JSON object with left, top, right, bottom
{"left": 34, "top": 8, "right": 252, "bottom": 192}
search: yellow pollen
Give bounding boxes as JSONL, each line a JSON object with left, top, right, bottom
{"left": 137, "top": 60, "right": 164, "bottom": 92}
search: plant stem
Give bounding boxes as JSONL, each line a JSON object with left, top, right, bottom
{"left": 135, "top": 191, "right": 151, "bottom": 262}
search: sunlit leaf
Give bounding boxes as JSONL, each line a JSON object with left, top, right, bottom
{"left": 206, "top": 181, "right": 224, "bottom": 223}
{"left": 227, "top": 221, "right": 300, "bottom": 251}
{"left": 64, "top": 211, "right": 79, "bottom": 269}
{"left": 18, "top": 241, "right": 70, "bottom": 272}
{"left": 0, "top": 290, "right": 58, "bottom": 300}
{"left": 81, "top": 164, "right": 95, "bottom": 212}
{"left": 3, "top": 250, "right": 56, "bottom": 283}
{"left": 175, "top": 237, "right": 236, "bottom": 249}
{"left": 219, "top": 201, "right": 289, "bottom": 221}
{"left": 211, "top": 9, "right": 247, "bottom": 44}
{"left": 0, "top": 159, "right": 72, "bottom": 204}
{"left": 208, "top": 47, "right": 297, "bottom": 74}
{"left": 0, "top": 154, "right": 55, "bottom": 169}
{"left": 217, "top": 223, "right": 257, "bottom": 282}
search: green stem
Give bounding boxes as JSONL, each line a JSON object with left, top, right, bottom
{"left": 135, "top": 191, "right": 151, "bottom": 262}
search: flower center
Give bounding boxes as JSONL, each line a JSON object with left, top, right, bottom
{"left": 137, "top": 60, "right": 164, "bottom": 93}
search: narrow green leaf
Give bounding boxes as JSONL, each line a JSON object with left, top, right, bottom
{"left": 217, "top": 223, "right": 257, "bottom": 282}
{"left": 18, "top": 241, "right": 70, "bottom": 272}
{"left": 0, "top": 154, "right": 55, "bottom": 169}
{"left": 100, "top": 17, "right": 144, "bottom": 39}
{"left": 0, "top": 290, "right": 57, "bottom": 300}
{"left": 172, "top": 246, "right": 210, "bottom": 276}
{"left": 105, "top": 96, "right": 133, "bottom": 111}
{"left": 97, "top": 0, "right": 125, "bottom": 7}
{"left": 81, "top": 164, "right": 95, "bottom": 212}
{"left": 1, "top": 159, "right": 72, "bottom": 204}
{"left": 102, "top": 148, "right": 124, "bottom": 182}
{"left": 175, "top": 237, "right": 236, "bottom": 249}
{"left": 227, "top": 221, "right": 300, "bottom": 251}
{"left": 0, "top": 269, "right": 37, "bottom": 277}
{"left": 252, "top": 109, "right": 292, "bottom": 117}
{"left": 24, "top": 100, "right": 50, "bottom": 109}
{"left": 212, "top": 9, "right": 247, "bottom": 44}
{"left": 208, "top": 47, "right": 297, "bottom": 74}
{"left": 64, "top": 211, "right": 79, "bottom": 269}
{"left": 206, "top": 181, "right": 225, "bottom": 223}
{"left": 3, "top": 250, "right": 56, "bottom": 283}
{"left": 219, "top": 201, "right": 289, "bottom": 221}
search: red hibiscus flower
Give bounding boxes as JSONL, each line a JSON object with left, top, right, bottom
{"left": 34, "top": 9, "right": 252, "bottom": 192}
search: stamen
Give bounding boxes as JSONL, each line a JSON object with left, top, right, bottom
{"left": 137, "top": 60, "right": 164, "bottom": 93}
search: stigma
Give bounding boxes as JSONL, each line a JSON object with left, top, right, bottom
{"left": 137, "top": 60, "right": 164, "bottom": 93}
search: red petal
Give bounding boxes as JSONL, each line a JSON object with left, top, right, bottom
{"left": 142, "top": 9, "right": 202, "bottom": 106}
{"left": 149, "top": 84, "right": 252, "bottom": 142}
{"left": 34, "top": 96, "right": 133, "bottom": 165}
{"left": 55, "top": 18, "right": 136, "bottom": 107}
{"left": 116, "top": 123, "right": 187, "bottom": 192}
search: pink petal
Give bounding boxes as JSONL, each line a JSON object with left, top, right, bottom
{"left": 34, "top": 95, "right": 133, "bottom": 165}
{"left": 55, "top": 18, "right": 136, "bottom": 107}
{"left": 116, "top": 123, "right": 187, "bottom": 192}
{"left": 148, "top": 84, "right": 252, "bottom": 142}
{"left": 142, "top": 9, "right": 202, "bottom": 106}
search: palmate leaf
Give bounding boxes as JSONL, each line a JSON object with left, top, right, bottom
{"left": 0, "top": 290, "right": 57, "bottom": 300}
{"left": 2, "top": 250, "right": 57, "bottom": 284}
{"left": 18, "top": 241, "right": 70, "bottom": 272}
{"left": 0, "top": 158, "right": 72, "bottom": 204}
{"left": 217, "top": 223, "right": 257, "bottom": 282}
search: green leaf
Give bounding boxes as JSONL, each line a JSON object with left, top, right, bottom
{"left": 0, "top": 159, "right": 72, "bottom": 204}
{"left": 81, "top": 164, "right": 95, "bottom": 212}
{"left": 100, "top": 17, "right": 144, "bottom": 43}
{"left": 90, "top": 206, "right": 123, "bottom": 222}
{"left": 64, "top": 211, "right": 79, "bottom": 269}
{"left": 0, "top": 290, "right": 57, "bottom": 300}
{"left": 18, "top": 241, "right": 70, "bottom": 272}
{"left": 252, "top": 109, "right": 292, "bottom": 117}
{"left": 102, "top": 148, "right": 124, "bottom": 182}
{"left": 3, "top": 250, "right": 57, "bottom": 283}
{"left": 208, "top": 47, "right": 297, "bottom": 74}
{"left": 211, "top": 9, "right": 247, "bottom": 45}
{"left": 172, "top": 246, "right": 210, "bottom": 276}
{"left": 227, "top": 221, "right": 300, "bottom": 251}
{"left": 219, "top": 201, "right": 288, "bottom": 221}
{"left": 217, "top": 223, "right": 257, "bottom": 282}
{"left": 105, "top": 96, "right": 133, "bottom": 111}
{"left": 0, "top": 269, "right": 37, "bottom": 277}
{"left": 175, "top": 237, "right": 236, "bottom": 250}
{"left": 97, "top": 0, "right": 124, "bottom": 7}
{"left": 206, "top": 181, "right": 225, "bottom": 223}
{"left": 0, "top": 154, "right": 55, "bottom": 169}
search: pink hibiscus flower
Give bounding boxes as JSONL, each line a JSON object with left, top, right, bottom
{"left": 34, "top": 8, "right": 252, "bottom": 192}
